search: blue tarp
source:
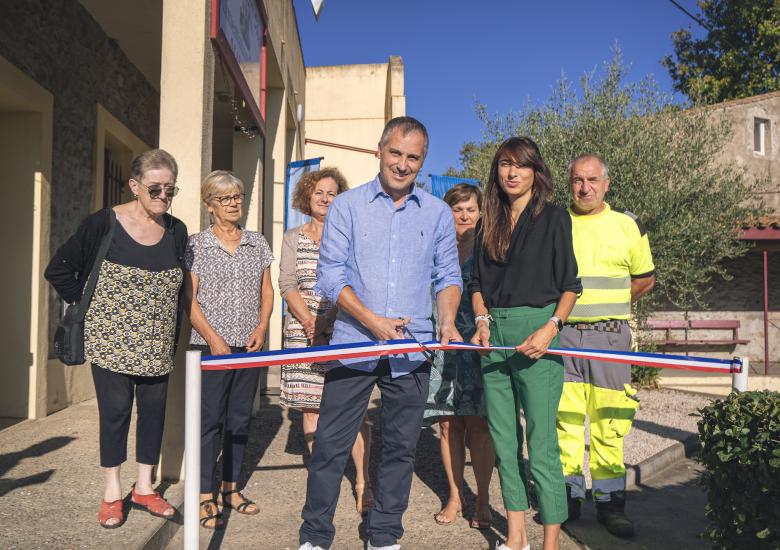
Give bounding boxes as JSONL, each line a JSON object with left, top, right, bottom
{"left": 428, "top": 174, "right": 480, "bottom": 200}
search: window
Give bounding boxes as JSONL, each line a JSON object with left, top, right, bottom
{"left": 754, "top": 118, "right": 768, "bottom": 155}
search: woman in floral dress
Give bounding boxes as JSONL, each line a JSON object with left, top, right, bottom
{"left": 278, "top": 167, "right": 375, "bottom": 514}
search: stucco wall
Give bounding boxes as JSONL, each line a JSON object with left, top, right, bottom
{"left": 0, "top": 0, "right": 159, "bottom": 371}
{"left": 305, "top": 58, "right": 406, "bottom": 187}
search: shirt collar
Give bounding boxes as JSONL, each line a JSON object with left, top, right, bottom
{"left": 203, "top": 226, "right": 256, "bottom": 248}
{"left": 367, "top": 175, "right": 423, "bottom": 207}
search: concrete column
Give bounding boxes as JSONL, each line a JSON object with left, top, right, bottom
{"left": 158, "top": 0, "right": 214, "bottom": 481}
{"left": 261, "top": 87, "right": 288, "bottom": 394}
{"left": 385, "top": 56, "right": 406, "bottom": 120}
{"left": 233, "top": 134, "right": 264, "bottom": 232}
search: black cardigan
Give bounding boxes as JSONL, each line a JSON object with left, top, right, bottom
{"left": 45, "top": 208, "right": 189, "bottom": 303}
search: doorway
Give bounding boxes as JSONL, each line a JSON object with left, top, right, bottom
{"left": 0, "top": 56, "right": 53, "bottom": 423}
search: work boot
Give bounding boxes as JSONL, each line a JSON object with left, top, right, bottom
{"left": 564, "top": 485, "right": 582, "bottom": 523}
{"left": 596, "top": 491, "right": 635, "bottom": 538}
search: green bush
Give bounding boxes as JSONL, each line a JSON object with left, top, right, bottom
{"left": 696, "top": 391, "right": 780, "bottom": 549}
{"left": 631, "top": 365, "right": 660, "bottom": 389}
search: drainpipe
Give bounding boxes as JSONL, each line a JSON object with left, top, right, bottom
{"left": 764, "top": 249, "right": 769, "bottom": 375}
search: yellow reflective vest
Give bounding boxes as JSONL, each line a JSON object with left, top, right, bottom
{"left": 568, "top": 203, "right": 654, "bottom": 323}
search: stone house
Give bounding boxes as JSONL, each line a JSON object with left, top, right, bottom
{"left": 651, "top": 91, "right": 779, "bottom": 371}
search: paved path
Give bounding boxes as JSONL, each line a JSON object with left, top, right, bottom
{"left": 166, "top": 394, "right": 580, "bottom": 550}
{"left": 0, "top": 393, "right": 712, "bottom": 550}
{"left": 563, "top": 459, "right": 709, "bottom": 550}
{"left": 0, "top": 399, "right": 182, "bottom": 550}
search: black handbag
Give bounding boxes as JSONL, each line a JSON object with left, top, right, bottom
{"left": 53, "top": 211, "right": 116, "bottom": 365}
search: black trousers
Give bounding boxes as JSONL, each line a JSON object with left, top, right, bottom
{"left": 300, "top": 359, "right": 430, "bottom": 548}
{"left": 91, "top": 364, "right": 169, "bottom": 468}
{"left": 194, "top": 345, "right": 260, "bottom": 493}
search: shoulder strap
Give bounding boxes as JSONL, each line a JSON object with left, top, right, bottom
{"left": 76, "top": 210, "right": 117, "bottom": 320}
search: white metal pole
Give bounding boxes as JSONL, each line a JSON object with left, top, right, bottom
{"left": 732, "top": 356, "right": 749, "bottom": 393}
{"left": 184, "top": 350, "right": 202, "bottom": 550}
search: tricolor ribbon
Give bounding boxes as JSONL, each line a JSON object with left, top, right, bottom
{"left": 201, "top": 339, "right": 742, "bottom": 374}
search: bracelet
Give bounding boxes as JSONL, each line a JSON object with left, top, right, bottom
{"left": 474, "top": 314, "right": 493, "bottom": 325}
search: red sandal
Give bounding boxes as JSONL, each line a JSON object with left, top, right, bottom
{"left": 131, "top": 486, "right": 176, "bottom": 519}
{"left": 98, "top": 499, "right": 125, "bottom": 529}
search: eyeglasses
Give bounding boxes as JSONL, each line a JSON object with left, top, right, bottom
{"left": 213, "top": 193, "right": 245, "bottom": 206}
{"left": 134, "top": 180, "right": 179, "bottom": 198}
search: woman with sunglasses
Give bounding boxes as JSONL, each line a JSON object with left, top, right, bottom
{"left": 45, "top": 149, "right": 188, "bottom": 529}
{"left": 470, "top": 137, "right": 581, "bottom": 550}
{"left": 184, "top": 170, "right": 274, "bottom": 529}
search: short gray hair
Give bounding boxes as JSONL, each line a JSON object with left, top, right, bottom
{"left": 200, "top": 170, "right": 244, "bottom": 204}
{"left": 131, "top": 149, "right": 178, "bottom": 182}
{"left": 378, "top": 116, "right": 429, "bottom": 159}
{"left": 567, "top": 154, "right": 609, "bottom": 181}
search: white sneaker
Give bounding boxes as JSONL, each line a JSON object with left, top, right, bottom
{"left": 495, "top": 543, "right": 530, "bottom": 550}
{"left": 299, "top": 543, "right": 331, "bottom": 550}
{"left": 366, "top": 542, "right": 400, "bottom": 550}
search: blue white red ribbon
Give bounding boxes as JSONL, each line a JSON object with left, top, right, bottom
{"left": 201, "top": 339, "right": 742, "bottom": 374}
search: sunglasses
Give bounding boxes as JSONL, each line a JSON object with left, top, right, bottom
{"left": 135, "top": 180, "right": 179, "bottom": 198}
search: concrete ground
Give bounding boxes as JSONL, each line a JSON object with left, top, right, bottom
{"left": 165, "top": 394, "right": 581, "bottom": 550}
{"left": 0, "top": 399, "right": 183, "bottom": 550}
{"left": 0, "top": 392, "right": 713, "bottom": 550}
{"left": 563, "top": 459, "right": 709, "bottom": 550}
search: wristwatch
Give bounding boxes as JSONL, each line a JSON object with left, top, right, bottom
{"left": 549, "top": 316, "right": 563, "bottom": 332}
{"left": 474, "top": 313, "right": 493, "bottom": 325}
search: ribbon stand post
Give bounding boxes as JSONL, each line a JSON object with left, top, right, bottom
{"left": 184, "top": 350, "right": 201, "bottom": 550}
{"left": 732, "top": 356, "right": 749, "bottom": 392}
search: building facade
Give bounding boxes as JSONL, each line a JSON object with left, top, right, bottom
{"left": 653, "top": 91, "right": 779, "bottom": 370}
{"left": 304, "top": 56, "right": 406, "bottom": 186}
{"left": 0, "top": 1, "right": 307, "bottom": 478}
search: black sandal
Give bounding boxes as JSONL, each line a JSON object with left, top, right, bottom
{"left": 200, "top": 499, "right": 225, "bottom": 530}
{"left": 220, "top": 490, "right": 259, "bottom": 515}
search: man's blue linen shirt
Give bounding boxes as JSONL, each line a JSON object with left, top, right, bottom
{"left": 315, "top": 176, "right": 462, "bottom": 377}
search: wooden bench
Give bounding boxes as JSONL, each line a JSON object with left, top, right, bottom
{"left": 647, "top": 319, "right": 749, "bottom": 346}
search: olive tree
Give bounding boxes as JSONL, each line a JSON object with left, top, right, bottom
{"left": 449, "top": 52, "right": 766, "bottom": 321}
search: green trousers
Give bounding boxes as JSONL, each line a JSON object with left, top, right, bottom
{"left": 481, "top": 305, "right": 568, "bottom": 525}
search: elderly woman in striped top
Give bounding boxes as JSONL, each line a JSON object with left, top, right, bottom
{"left": 278, "top": 167, "right": 374, "bottom": 514}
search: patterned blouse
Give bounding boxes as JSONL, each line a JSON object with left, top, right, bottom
{"left": 84, "top": 223, "right": 183, "bottom": 377}
{"left": 185, "top": 227, "right": 274, "bottom": 347}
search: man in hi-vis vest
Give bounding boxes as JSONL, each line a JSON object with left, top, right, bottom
{"left": 557, "top": 154, "right": 655, "bottom": 538}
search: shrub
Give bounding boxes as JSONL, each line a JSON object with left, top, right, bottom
{"left": 696, "top": 391, "right": 780, "bottom": 549}
{"left": 631, "top": 365, "right": 660, "bottom": 389}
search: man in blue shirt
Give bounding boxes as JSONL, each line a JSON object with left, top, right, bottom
{"left": 298, "top": 117, "right": 463, "bottom": 550}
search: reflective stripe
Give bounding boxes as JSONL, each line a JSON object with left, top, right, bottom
{"left": 570, "top": 302, "right": 631, "bottom": 318}
{"left": 592, "top": 477, "right": 627, "bottom": 501}
{"left": 580, "top": 276, "right": 631, "bottom": 290}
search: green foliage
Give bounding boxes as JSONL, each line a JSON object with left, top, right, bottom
{"left": 662, "top": 0, "right": 780, "bottom": 103}
{"left": 631, "top": 365, "right": 661, "bottom": 389}
{"left": 696, "top": 391, "right": 780, "bottom": 548}
{"left": 451, "top": 49, "right": 766, "bottom": 318}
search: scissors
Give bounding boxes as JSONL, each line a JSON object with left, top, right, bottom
{"left": 399, "top": 320, "right": 436, "bottom": 362}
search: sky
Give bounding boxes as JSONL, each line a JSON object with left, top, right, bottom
{"left": 291, "top": 0, "right": 705, "bottom": 180}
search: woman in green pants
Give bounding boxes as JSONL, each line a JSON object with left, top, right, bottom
{"left": 469, "top": 137, "right": 581, "bottom": 550}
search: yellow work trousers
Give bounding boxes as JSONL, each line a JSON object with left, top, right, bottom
{"left": 557, "top": 381, "right": 639, "bottom": 501}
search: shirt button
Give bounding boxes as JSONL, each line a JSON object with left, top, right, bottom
{"left": 390, "top": 282, "right": 395, "bottom": 287}
{"left": 391, "top": 259, "right": 396, "bottom": 263}
{"left": 392, "top": 234, "right": 397, "bottom": 239}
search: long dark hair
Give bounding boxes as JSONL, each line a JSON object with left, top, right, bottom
{"left": 481, "top": 136, "right": 553, "bottom": 262}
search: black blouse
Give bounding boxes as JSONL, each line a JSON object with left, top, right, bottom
{"left": 468, "top": 202, "right": 582, "bottom": 309}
